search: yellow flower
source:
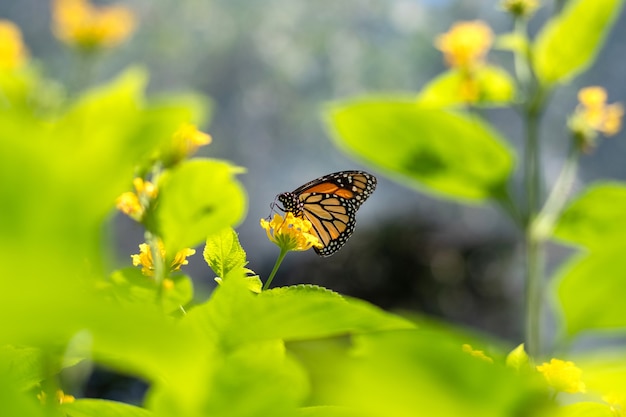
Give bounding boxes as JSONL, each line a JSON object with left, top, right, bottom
{"left": 115, "top": 177, "right": 157, "bottom": 221}
{"left": 435, "top": 21, "right": 493, "bottom": 69}
{"left": 570, "top": 86, "right": 624, "bottom": 150}
{"left": 52, "top": 0, "right": 136, "bottom": 51}
{"left": 578, "top": 86, "right": 624, "bottom": 136}
{"left": 163, "top": 123, "right": 212, "bottom": 165}
{"left": 501, "top": 0, "right": 540, "bottom": 18}
{"left": 37, "top": 390, "right": 75, "bottom": 404}
{"left": 260, "top": 212, "right": 322, "bottom": 253}
{"left": 462, "top": 344, "right": 494, "bottom": 364}
{"left": 0, "top": 20, "right": 28, "bottom": 70}
{"left": 131, "top": 241, "right": 196, "bottom": 277}
{"left": 536, "top": 359, "right": 586, "bottom": 393}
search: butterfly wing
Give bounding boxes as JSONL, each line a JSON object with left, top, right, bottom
{"left": 287, "top": 171, "right": 376, "bottom": 257}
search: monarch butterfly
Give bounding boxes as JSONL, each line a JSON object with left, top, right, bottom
{"left": 274, "top": 170, "right": 377, "bottom": 257}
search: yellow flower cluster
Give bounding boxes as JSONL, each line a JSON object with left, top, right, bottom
{"left": 131, "top": 241, "right": 196, "bottom": 277}
{"left": 577, "top": 86, "right": 623, "bottom": 137}
{"left": 435, "top": 21, "right": 493, "bottom": 70}
{"left": 52, "top": 0, "right": 136, "bottom": 51}
{"left": 536, "top": 359, "right": 586, "bottom": 394}
{"left": 116, "top": 177, "right": 157, "bottom": 221}
{"left": 37, "top": 389, "right": 75, "bottom": 405}
{"left": 462, "top": 344, "right": 494, "bottom": 364}
{"left": 167, "top": 123, "right": 213, "bottom": 165}
{"left": 0, "top": 20, "right": 28, "bottom": 70}
{"left": 260, "top": 212, "right": 322, "bottom": 253}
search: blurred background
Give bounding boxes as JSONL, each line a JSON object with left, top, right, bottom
{"left": 2, "top": 0, "right": 625, "bottom": 345}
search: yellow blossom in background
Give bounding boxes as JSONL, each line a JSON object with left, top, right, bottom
{"left": 52, "top": 0, "right": 136, "bottom": 51}
{"left": 166, "top": 123, "right": 213, "bottom": 165}
{"left": 536, "top": 359, "right": 586, "bottom": 393}
{"left": 462, "top": 344, "right": 494, "bottom": 364}
{"left": 578, "top": 86, "right": 624, "bottom": 136}
{"left": 260, "top": 212, "right": 322, "bottom": 253}
{"left": 115, "top": 177, "right": 157, "bottom": 221}
{"left": 38, "top": 390, "right": 75, "bottom": 404}
{"left": 131, "top": 242, "right": 196, "bottom": 277}
{"left": 435, "top": 21, "right": 493, "bottom": 69}
{"left": 0, "top": 20, "right": 28, "bottom": 70}
{"left": 570, "top": 86, "right": 624, "bottom": 150}
{"left": 501, "top": 0, "right": 540, "bottom": 18}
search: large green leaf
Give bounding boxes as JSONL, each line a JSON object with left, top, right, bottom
{"left": 290, "top": 328, "right": 546, "bottom": 417}
{"left": 326, "top": 97, "right": 514, "bottom": 202}
{"left": 154, "top": 159, "right": 247, "bottom": 254}
{"left": 533, "top": 0, "right": 624, "bottom": 85}
{"left": 186, "top": 275, "right": 414, "bottom": 351}
{"left": 62, "top": 399, "right": 153, "bottom": 417}
{"left": 554, "top": 182, "right": 626, "bottom": 250}
{"left": 555, "top": 247, "right": 626, "bottom": 336}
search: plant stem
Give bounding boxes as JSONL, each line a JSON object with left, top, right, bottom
{"left": 532, "top": 145, "right": 579, "bottom": 240}
{"left": 263, "top": 249, "right": 288, "bottom": 290}
{"left": 523, "top": 92, "right": 544, "bottom": 359}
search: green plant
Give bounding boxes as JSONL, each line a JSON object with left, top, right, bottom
{"left": 1, "top": 0, "right": 626, "bottom": 416}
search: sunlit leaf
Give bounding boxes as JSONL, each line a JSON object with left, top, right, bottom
{"left": 533, "top": 0, "right": 625, "bottom": 85}
{"left": 555, "top": 247, "right": 626, "bottom": 336}
{"left": 62, "top": 399, "right": 153, "bottom": 417}
{"left": 326, "top": 97, "right": 513, "bottom": 201}
{"left": 154, "top": 159, "right": 247, "bottom": 254}
{"left": 554, "top": 182, "right": 626, "bottom": 250}
{"left": 204, "top": 228, "right": 247, "bottom": 279}
{"left": 557, "top": 402, "right": 615, "bottom": 417}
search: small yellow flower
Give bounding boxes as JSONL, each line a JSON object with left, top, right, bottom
{"left": 56, "top": 390, "right": 75, "bottom": 404}
{"left": 116, "top": 192, "right": 142, "bottom": 219}
{"left": 131, "top": 241, "right": 196, "bottom": 277}
{"left": 260, "top": 212, "right": 322, "bottom": 253}
{"left": 570, "top": 86, "right": 624, "bottom": 150}
{"left": 0, "top": 20, "right": 28, "bottom": 70}
{"left": 52, "top": 0, "right": 136, "bottom": 51}
{"left": 536, "top": 359, "right": 586, "bottom": 393}
{"left": 162, "top": 123, "right": 212, "bottom": 165}
{"left": 115, "top": 177, "right": 157, "bottom": 221}
{"left": 435, "top": 21, "right": 493, "bottom": 69}
{"left": 501, "top": 0, "right": 540, "bottom": 18}
{"left": 462, "top": 344, "right": 494, "bottom": 364}
{"left": 37, "top": 390, "right": 75, "bottom": 404}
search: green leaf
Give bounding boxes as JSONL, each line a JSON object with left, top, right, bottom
{"left": 326, "top": 97, "right": 514, "bottom": 201}
{"left": 62, "top": 399, "right": 153, "bottom": 417}
{"left": 290, "top": 328, "right": 546, "bottom": 417}
{"left": 533, "top": 0, "right": 625, "bottom": 85}
{"left": 505, "top": 343, "right": 531, "bottom": 371}
{"left": 186, "top": 276, "right": 414, "bottom": 351}
{"left": 554, "top": 182, "right": 626, "bottom": 250}
{"left": 417, "top": 66, "right": 515, "bottom": 107}
{"left": 108, "top": 268, "right": 194, "bottom": 314}
{"left": 147, "top": 340, "right": 308, "bottom": 417}
{"left": 0, "top": 345, "right": 45, "bottom": 390}
{"left": 555, "top": 247, "right": 626, "bottom": 336}
{"left": 203, "top": 228, "right": 247, "bottom": 279}
{"left": 154, "top": 159, "right": 247, "bottom": 254}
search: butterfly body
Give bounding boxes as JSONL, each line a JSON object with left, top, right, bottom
{"left": 276, "top": 170, "right": 376, "bottom": 257}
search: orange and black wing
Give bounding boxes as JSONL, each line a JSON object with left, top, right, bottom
{"left": 278, "top": 171, "right": 376, "bottom": 257}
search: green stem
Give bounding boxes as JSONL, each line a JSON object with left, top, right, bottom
{"left": 532, "top": 145, "right": 579, "bottom": 240}
{"left": 263, "top": 249, "right": 288, "bottom": 290}
{"left": 146, "top": 232, "right": 166, "bottom": 305}
{"left": 523, "top": 92, "right": 544, "bottom": 359}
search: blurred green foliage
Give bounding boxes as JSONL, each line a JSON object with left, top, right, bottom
{"left": 1, "top": 0, "right": 626, "bottom": 416}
